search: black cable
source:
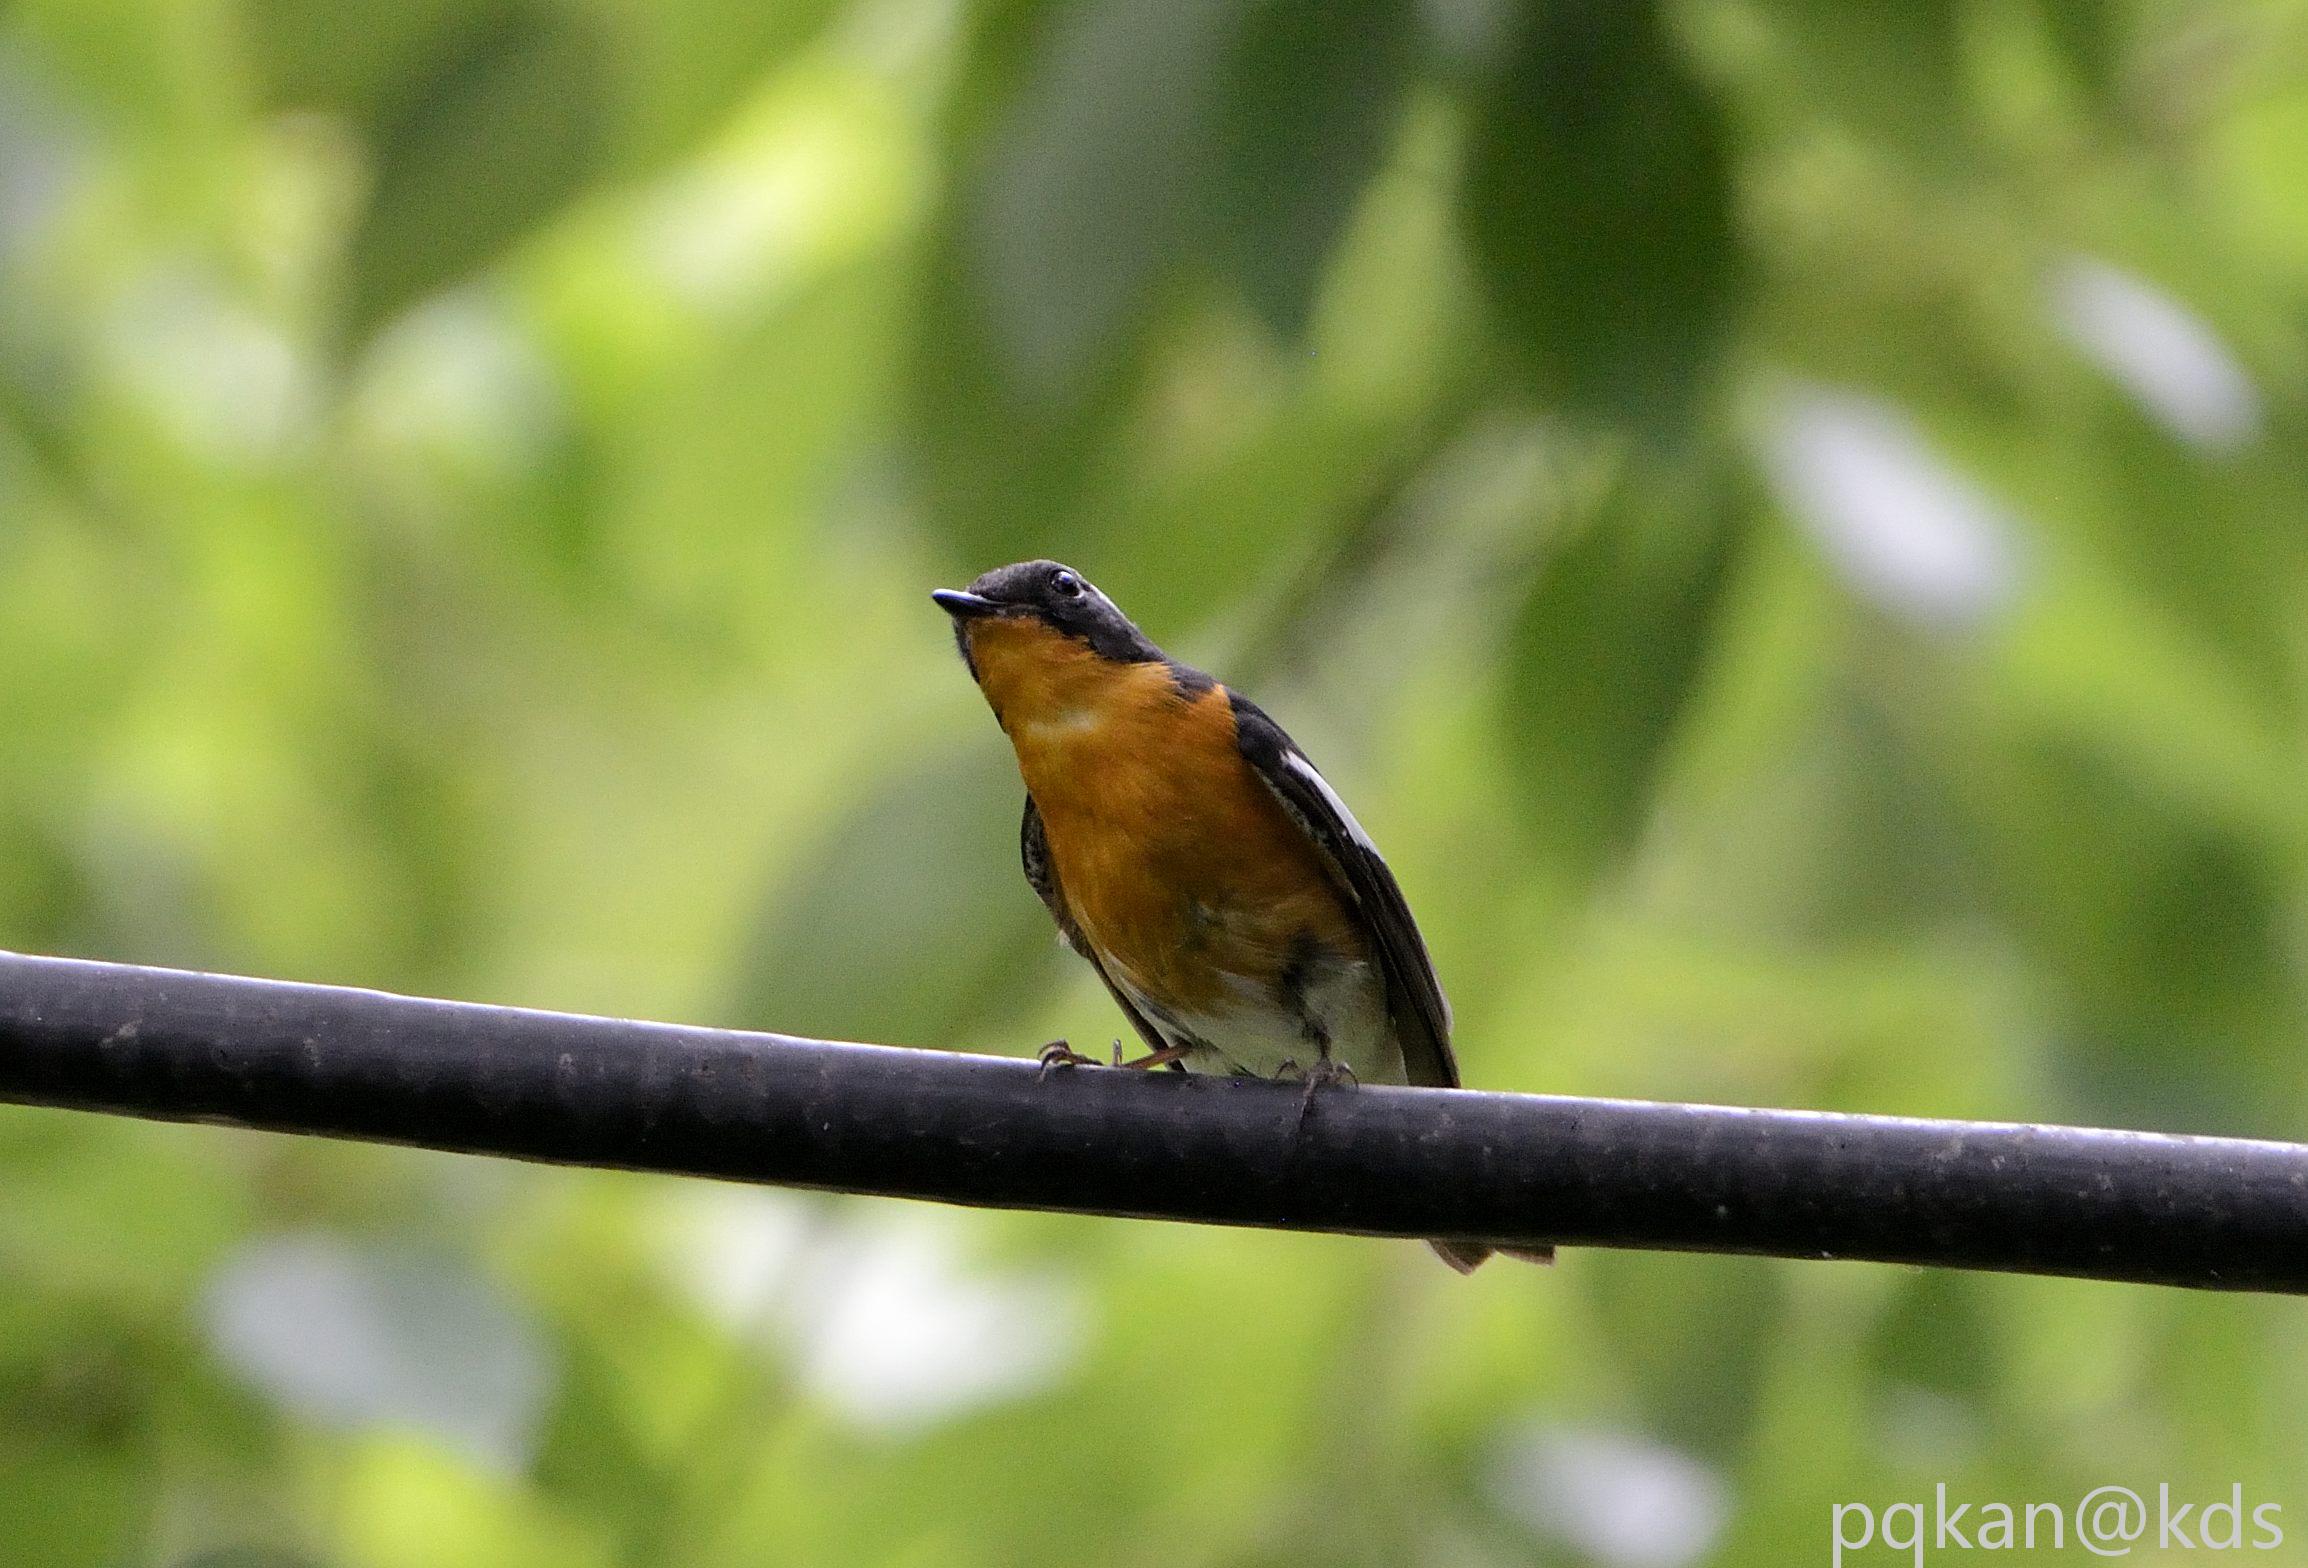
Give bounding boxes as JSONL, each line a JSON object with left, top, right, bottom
{"left": 2, "top": 952, "right": 2302, "bottom": 1291}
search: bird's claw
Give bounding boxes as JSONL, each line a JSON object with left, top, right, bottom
{"left": 1037, "top": 1039, "right": 1101, "bottom": 1077}
{"left": 1287, "top": 1056, "right": 1357, "bottom": 1127}
{"left": 1040, "top": 1038, "right": 1188, "bottom": 1074}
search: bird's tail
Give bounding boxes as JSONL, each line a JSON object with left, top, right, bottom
{"left": 1427, "top": 1239, "right": 1556, "bottom": 1273}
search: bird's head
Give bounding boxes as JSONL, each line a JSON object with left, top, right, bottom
{"left": 934, "top": 560, "right": 1163, "bottom": 672}
{"left": 933, "top": 560, "right": 1170, "bottom": 726}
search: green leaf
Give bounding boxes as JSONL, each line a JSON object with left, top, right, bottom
{"left": 596, "top": 0, "right": 851, "bottom": 174}
{"left": 1502, "top": 464, "right": 1748, "bottom": 873}
{"left": 242, "top": 0, "right": 469, "bottom": 120}
{"left": 728, "top": 747, "right": 1060, "bottom": 1049}
{"left": 1463, "top": 0, "right": 1741, "bottom": 431}
{"left": 1942, "top": 727, "right": 2299, "bottom": 1135}
{"left": 343, "top": 3, "right": 613, "bottom": 344}
{"left": 1211, "top": 0, "right": 1418, "bottom": 341}
{"left": 250, "top": 0, "right": 843, "bottom": 183}
{"left": 2034, "top": 0, "right": 2121, "bottom": 107}
{"left": 1752, "top": 0, "right": 1965, "bottom": 157}
{"left": 910, "top": 0, "right": 1229, "bottom": 559}
{"left": 906, "top": 228, "right": 1124, "bottom": 566}
{"left": 964, "top": 0, "right": 1240, "bottom": 405}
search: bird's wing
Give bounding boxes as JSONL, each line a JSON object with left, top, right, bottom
{"left": 1021, "top": 793, "right": 1170, "bottom": 1057}
{"left": 1228, "top": 692, "right": 1459, "bottom": 1088}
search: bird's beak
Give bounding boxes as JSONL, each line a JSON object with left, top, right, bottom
{"left": 932, "top": 589, "right": 1004, "bottom": 620}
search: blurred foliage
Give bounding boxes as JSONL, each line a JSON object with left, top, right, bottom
{"left": 3, "top": 0, "right": 2308, "bottom": 1564}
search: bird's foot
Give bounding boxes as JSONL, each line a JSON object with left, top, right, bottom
{"left": 1276, "top": 1057, "right": 1358, "bottom": 1089}
{"left": 1281, "top": 1056, "right": 1357, "bottom": 1128}
{"left": 1116, "top": 1044, "right": 1189, "bottom": 1071}
{"left": 1036, "top": 1039, "right": 1101, "bottom": 1077}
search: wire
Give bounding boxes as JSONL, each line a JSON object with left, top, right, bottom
{"left": 2, "top": 951, "right": 2302, "bottom": 1291}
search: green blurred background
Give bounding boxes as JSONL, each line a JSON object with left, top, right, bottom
{"left": 4, "top": 0, "right": 2307, "bottom": 1562}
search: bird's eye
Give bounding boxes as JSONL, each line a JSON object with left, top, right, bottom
{"left": 1051, "top": 570, "right": 1084, "bottom": 599}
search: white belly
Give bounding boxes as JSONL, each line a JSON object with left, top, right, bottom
{"left": 1113, "top": 954, "right": 1407, "bottom": 1085}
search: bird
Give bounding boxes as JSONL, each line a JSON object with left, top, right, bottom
{"left": 934, "top": 559, "right": 1548, "bottom": 1272}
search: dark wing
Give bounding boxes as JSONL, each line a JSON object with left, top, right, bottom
{"left": 1229, "top": 692, "right": 1459, "bottom": 1088}
{"left": 1021, "top": 794, "right": 1169, "bottom": 1056}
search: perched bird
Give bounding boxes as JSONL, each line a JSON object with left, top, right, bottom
{"left": 934, "top": 559, "right": 1546, "bottom": 1272}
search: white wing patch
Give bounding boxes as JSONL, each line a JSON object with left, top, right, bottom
{"left": 1271, "top": 742, "right": 1454, "bottom": 1041}
{"left": 1281, "top": 751, "right": 1379, "bottom": 855}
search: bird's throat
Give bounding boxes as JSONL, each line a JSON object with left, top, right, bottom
{"left": 966, "top": 620, "right": 1183, "bottom": 776}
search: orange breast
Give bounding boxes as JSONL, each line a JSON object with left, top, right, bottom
{"left": 965, "top": 619, "right": 1366, "bottom": 1014}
